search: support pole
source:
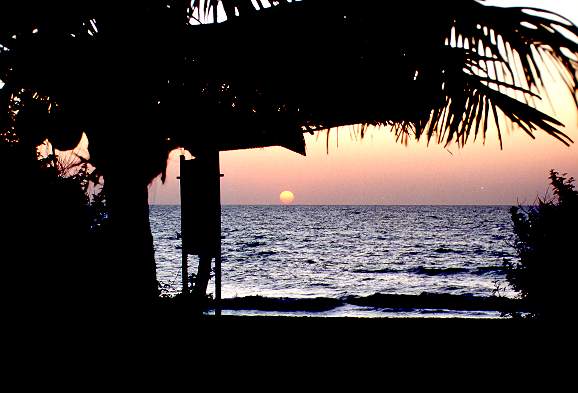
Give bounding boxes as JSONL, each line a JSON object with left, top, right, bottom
{"left": 179, "top": 155, "right": 189, "bottom": 295}
{"left": 179, "top": 150, "right": 222, "bottom": 315}
{"left": 182, "top": 253, "right": 188, "bottom": 294}
{"left": 215, "top": 169, "right": 223, "bottom": 316}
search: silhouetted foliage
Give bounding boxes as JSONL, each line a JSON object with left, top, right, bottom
{"left": 1, "top": 126, "right": 108, "bottom": 320}
{"left": 508, "top": 170, "right": 578, "bottom": 319}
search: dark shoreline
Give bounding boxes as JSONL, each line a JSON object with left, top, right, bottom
{"left": 205, "top": 292, "right": 527, "bottom": 315}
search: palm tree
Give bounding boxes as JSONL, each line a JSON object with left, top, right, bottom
{"left": 1, "top": 0, "right": 577, "bottom": 308}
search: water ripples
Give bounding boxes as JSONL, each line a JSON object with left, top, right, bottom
{"left": 150, "top": 205, "right": 518, "bottom": 301}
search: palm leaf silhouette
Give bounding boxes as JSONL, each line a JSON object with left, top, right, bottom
{"left": 178, "top": 0, "right": 578, "bottom": 150}
{"left": 2, "top": 1, "right": 577, "bottom": 153}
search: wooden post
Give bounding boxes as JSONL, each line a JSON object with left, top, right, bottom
{"left": 179, "top": 150, "right": 223, "bottom": 316}
{"left": 179, "top": 155, "right": 189, "bottom": 295}
{"left": 215, "top": 166, "right": 223, "bottom": 316}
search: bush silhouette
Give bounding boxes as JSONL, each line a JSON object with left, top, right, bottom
{"left": 1, "top": 131, "right": 109, "bottom": 321}
{"left": 508, "top": 170, "right": 578, "bottom": 319}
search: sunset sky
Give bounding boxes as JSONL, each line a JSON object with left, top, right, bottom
{"left": 148, "top": 0, "right": 578, "bottom": 206}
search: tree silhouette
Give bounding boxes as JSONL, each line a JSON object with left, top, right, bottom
{"left": 1, "top": 0, "right": 577, "bottom": 309}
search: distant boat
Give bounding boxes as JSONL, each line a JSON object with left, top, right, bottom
{"left": 175, "top": 231, "right": 181, "bottom": 240}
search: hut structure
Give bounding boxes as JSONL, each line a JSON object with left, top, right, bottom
{"left": 1, "top": 0, "right": 578, "bottom": 310}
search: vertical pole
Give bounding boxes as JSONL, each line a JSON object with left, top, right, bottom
{"left": 179, "top": 155, "right": 189, "bottom": 295}
{"left": 182, "top": 253, "right": 188, "bottom": 295}
{"left": 215, "top": 151, "right": 222, "bottom": 316}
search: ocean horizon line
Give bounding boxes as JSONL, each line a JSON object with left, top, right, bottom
{"left": 149, "top": 203, "right": 518, "bottom": 207}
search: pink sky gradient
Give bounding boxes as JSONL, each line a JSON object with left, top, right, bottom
{"left": 147, "top": 0, "right": 578, "bottom": 205}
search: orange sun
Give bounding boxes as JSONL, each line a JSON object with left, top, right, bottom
{"left": 279, "top": 191, "right": 295, "bottom": 205}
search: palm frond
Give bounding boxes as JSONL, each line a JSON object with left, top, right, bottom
{"left": 2, "top": 0, "right": 578, "bottom": 162}
{"left": 187, "top": 0, "right": 578, "bottom": 149}
{"left": 437, "top": 1, "right": 578, "bottom": 146}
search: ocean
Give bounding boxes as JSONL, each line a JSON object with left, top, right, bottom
{"left": 149, "top": 205, "right": 519, "bottom": 318}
